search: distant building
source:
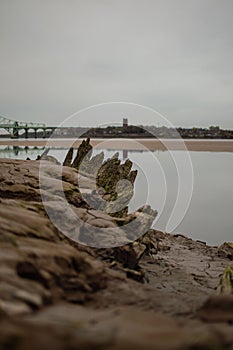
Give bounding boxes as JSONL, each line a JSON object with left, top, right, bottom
{"left": 123, "top": 118, "right": 128, "bottom": 129}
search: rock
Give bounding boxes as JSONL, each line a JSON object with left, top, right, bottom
{"left": 0, "top": 198, "right": 109, "bottom": 316}
{"left": 42, "top": 155, "right": 60, "bottom": 164}
{"left": 0, "top": 304, "right": 230, "bottom": 350}
{"left": 197, "top": 295, "right": 233, "bottom": 323}
{"left": 13, "top": 290, "right": 43, "bottom": 309}
{"left": 95, "top": 230, "right": 158, "bottom": 282}
{"left": 0, "top": 300, "right": 31, "bottom": 316}
{"left": 218, "top": 242, "right": 233, "bottom": 260}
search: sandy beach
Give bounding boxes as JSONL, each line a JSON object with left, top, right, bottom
{"left": 1, "top": 138, "right": 233, "bottom": 152}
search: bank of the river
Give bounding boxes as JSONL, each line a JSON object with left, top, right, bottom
{"left": 1, "top": 138, "right": 233, "bottom": 152}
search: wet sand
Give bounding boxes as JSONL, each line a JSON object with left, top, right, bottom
{"left": 1, "top": 138, "right": 233, "bottom": 152}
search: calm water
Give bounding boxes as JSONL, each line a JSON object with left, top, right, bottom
{"left": 1, "top": 144, "right": 233, "bottom": 246}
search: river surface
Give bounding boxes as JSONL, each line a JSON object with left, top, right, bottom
{"left": 0, "top": 142, "right": 232, "bottom": 246}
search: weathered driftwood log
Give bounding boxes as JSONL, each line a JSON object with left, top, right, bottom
{"left": 72, "top": 138, "right": 92, "bottom": 169}
{"left": 60, "top": 139, "right": 158, "bottom": 269}
{"left": 64, "top": 138, "right": 140, "bottom": 219}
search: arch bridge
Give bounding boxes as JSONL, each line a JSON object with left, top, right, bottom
{"left": 0, "top": 115, "right": 56, "bottom": 138}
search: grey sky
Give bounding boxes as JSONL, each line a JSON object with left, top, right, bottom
{"left": 0, "top": 0, "right": 232, "bottom": 128}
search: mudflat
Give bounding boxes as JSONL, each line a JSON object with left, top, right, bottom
{"left": 1, "top": 138, "right": 233, "bottom": 152}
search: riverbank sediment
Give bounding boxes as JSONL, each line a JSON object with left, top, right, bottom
{"left": 1, "top": 138, "right": 233, "bottom": 152}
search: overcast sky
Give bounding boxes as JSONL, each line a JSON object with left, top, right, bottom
{"left": 0, "top": 0, "right": 232, "bottom": 128}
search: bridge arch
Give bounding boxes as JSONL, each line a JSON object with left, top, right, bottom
{"left": 0, "top": 115, "right": 47, "bottom": 138}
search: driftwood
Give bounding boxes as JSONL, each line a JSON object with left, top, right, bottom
{"left": 63, "top": 138, "right": 157, "bottom": 223}
{"left": 59, "top": 139, "right": 157, "bottom": 267}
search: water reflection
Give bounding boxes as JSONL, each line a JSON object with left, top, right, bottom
{"left": 0, "top": 145, "right": 45, "bottom": 159}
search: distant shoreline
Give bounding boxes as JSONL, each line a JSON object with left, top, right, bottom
{"left": 1, "top": 138, "right": 233, "bottom": 152}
